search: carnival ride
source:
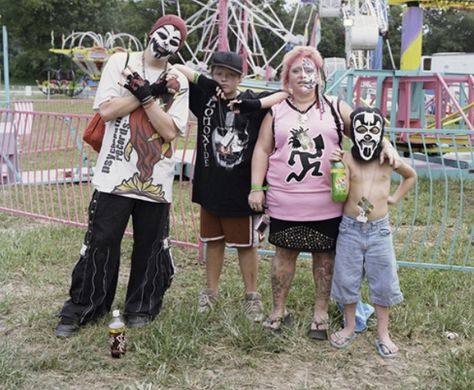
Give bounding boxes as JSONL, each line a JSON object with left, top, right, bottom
{"left": 388, "top": 0, "right": 474, "bottom": 71}
{"left": 36, "top": 56, "right": 88, "bottom": 97}
{"left": 315, "top": 0, "right": 473, "bottom": 158}
{"left": 175, "top": 0, "right": 473, "bottom": 155}
{"left": 174, "top": 0, "right": 391, "bottom": 74}
{"left": 36, "top": 31, "right": 143, "bottom": 96}
{"left": 320, "top": 0, "right": 474, "bottom": 71}
{"left": 384, "top": 0, "right": 474, "bottom": 151}
{"left": 320, "top": 0, "right": 390, "bottom": 70}
{"left": 174, "top": 0, "right": 321, "bottom": 80}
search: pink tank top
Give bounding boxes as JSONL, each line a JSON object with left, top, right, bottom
{"left": 266, "top": 98, "right": 344, "bottom": 221}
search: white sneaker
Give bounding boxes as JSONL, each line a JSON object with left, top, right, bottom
{"left": 198, "top": 289, "right": 217, "bottom": 313}
{"left": 244, "top": 292, "right": 264, "bottom": 322}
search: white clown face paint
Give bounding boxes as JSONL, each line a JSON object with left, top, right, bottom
{"left": 288, "top": 57, "right": 319, "bottom": 94}
{"left": 149, "top": 25, "right": 182, "bottom": 59}
{"left": 301, "top": 58, "right": 317, "bottom": 90}
{"left": 352, "top": 111, "right": 384, "bottom": 161}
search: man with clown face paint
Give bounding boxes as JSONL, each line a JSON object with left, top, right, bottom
{"left": 55, "top": 15, "right": 189, "bottom": 337}
{"left": 329, "top": 107, "right": 417, "bottom": 357}
{"left": 149, "top": 22, "right": 183, "bottom": 59}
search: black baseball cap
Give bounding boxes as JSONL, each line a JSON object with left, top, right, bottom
{"left": 210, "top": 51, "right": 243, "bottom": 75}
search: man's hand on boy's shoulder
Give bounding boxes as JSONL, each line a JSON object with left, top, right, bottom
{"left": 197, "top": 75, "right": 224, "bottom": 99}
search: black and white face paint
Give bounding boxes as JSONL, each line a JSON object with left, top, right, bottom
{"left": 351, "top": 109, "right": 384, "bottom": 162}
{"left": 301, "top": 58, "right": 317, "bottom": 91}
{"left": 150, "top": 25, "right": 182, "bottom": 59}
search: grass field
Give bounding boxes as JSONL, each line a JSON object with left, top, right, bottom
{"left": 0, "top": 211, "right": 472, "bottom": 389}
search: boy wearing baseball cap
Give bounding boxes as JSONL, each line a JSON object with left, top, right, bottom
{"left": 174, "top": 52, "right": 287, "bottom": 321}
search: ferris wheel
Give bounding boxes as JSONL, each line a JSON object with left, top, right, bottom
{"left": 171, "top": 0, "right": 390, "bottom": 74}
{"left": 172, "top": 0, "right": 317, "bottom": 80}
{"left": 320, "top": 0, "right": 389, "bottom": 69}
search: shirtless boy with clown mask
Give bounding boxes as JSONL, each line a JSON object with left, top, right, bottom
{"left": 329, "top": 107, "right": 416, "bottom": 358}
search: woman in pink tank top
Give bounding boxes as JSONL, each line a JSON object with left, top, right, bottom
{"left": 248, "top": 46, "right": 398, "bottom": 338}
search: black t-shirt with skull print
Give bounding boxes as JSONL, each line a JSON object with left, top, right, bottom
{"left": 190, "top": 83, "right": 272, "bottom": 217}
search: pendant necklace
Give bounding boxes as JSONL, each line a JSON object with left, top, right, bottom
{"left": 142, "top": 51, "right": 147, "bottom": 79}
{"left": 298, "top": 112, "right": 308, "bottom": 125}
{"left": 356, "top": 163, "right": 376, "bottom": 223}
{"left": 288, "top": 98, "right": 316, "bottom": 125}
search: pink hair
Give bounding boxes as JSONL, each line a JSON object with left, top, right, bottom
{"left": 280, "top": 46, "right": 324, "bottom": 90}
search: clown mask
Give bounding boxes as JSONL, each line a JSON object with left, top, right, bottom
{"left": 149, "top": 25, "right": 182, "bottom": 59}
{"left": 350, "top": 107, "right": 385, "bottom": 162}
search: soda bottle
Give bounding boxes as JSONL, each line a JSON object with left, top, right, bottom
{"left": 108, "top": 309, "right": 126, "bottom": 358}
{"left": 330, "top": 160, "right": 348, "bottom": 202}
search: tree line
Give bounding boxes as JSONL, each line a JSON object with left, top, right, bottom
{"left": 0, "top": 0, "right": 473, "bottom": 83}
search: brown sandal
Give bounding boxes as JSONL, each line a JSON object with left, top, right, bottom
{"left": 307, "top": 320, "right": 328, "bottom": 340}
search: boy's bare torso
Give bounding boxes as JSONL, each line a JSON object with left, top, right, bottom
{"left": 343, "top": 153, "right": 393, "bottom": 221}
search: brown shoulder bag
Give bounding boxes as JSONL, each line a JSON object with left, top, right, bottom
{"left": 83, "top": 52, "right": 130, "bottom": 152}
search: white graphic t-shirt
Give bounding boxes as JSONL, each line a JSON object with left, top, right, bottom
{"left": 92, "top": 52, "right": 189, "bottom": 203}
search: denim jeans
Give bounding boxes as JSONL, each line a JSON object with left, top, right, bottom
{"left": 331, "top": 215, "right": 403, "bottom": 307}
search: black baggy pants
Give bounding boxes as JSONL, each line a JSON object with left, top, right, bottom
{"left": 60, "top": 191, "right": 174, "bottom": 324}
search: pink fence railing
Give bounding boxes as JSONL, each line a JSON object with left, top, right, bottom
{"left": 0, "top": 108, "right": 201, "bottom": 254}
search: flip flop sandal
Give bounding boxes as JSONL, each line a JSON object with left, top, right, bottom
{"left": 308, "top": 320, "right": 329, "bottom": 340}
{"left": 375, "top": 339, "right": 398, "bottom": 358}
{"left": 329, "top": 331, "right": 356, "bottom": 349}
{"left": 262, "top": 311, "right": 292, "bottom": 334}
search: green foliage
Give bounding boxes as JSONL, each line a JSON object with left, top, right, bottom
{"left": 0, "top": 0, "right": 124, "bottom": 82}
{"left": 385, "top": 5, "right": 403, "bottom": 69}
{"left": 319, "top": 18, "right": 345, "bottom": 59}
{"left": 420, "top": 343, "right": 474, "bottom": 390}
{"left": 423, "top": 9, "right": 474, "bottom": 55}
